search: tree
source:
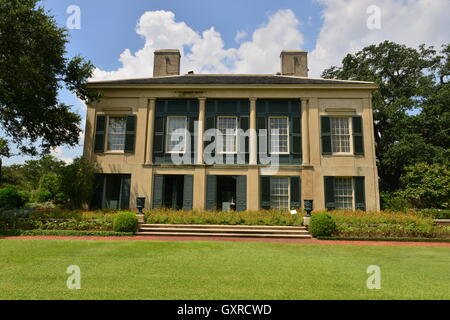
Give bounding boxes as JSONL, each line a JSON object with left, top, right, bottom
{"left": 20, "top": 155, "right": 66, "bottom": 190}
{"left": 322, "top": 41, "right": 449, "bottom": 191}
{"left": 397, "top": 163, "right": 450, "bottom": 209}
{"left": 60, "top": 157, "right": 98, "bottom": 209}
{"left": 0, "top": 0, "right": 98, "bottom": 176}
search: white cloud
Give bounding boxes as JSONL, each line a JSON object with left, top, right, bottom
{"left": 235, "top": 31, "right": 247, "bottom": 43}
{"left": 92, "top": 9, "right": 304, "bottom": 80}
{"left": 51, "top": 147, "right": 73, "bottom": 165}
{"left": 309, "top": 0, "right": 450, "bottom": 77}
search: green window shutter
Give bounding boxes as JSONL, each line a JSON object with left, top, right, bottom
{"left": 257, "top": 116, "right": 267, "bottom": 156}
{"left": 94, "top": 115, "right": 106, "bottom": 153}
{"left": 120, "top": 175, "right": 131, "bottom": 210}
{"left": 152, "top": 174, "right": 164, "bottom": 209}
{"left": 205, "top": 175, "right": 217, "bottom": 211}
{"left": 189, "top": 117, "right": 195, "bottom": 157}
{"left": 291, "top": 116, "right": 302, "bottom": 155}
{"left": 321, "top": 116, "right": 332, "bottom": 155}
{"left": 124, "top": 115, "right": 136, "bottom": 153}
{"left": 205, "top": 115, "right": 216, "bottom": 157}
{"left": 324, "top": 176, "right": 335, "bottom": 211}
{"left": 290, "top": 177, "right": 301, "bottom": 208}
{"left": 240, "top": 116, "right": 249, "bottom": 155}
{"left": 354, "top": 176, "right": 366, "bottom": 211}
{"left": 153, "top": 116, "right": 165, "bottom": 154}
{"left": 260, "top": 176, "right": 271, "bottom": 209}
{"left": 90, "top": 174, "right": 105, "bottom": 209}
{"left": 352, "top": 116, "right": 364, "bottom": 155}
{"left": 183, "top": 175, "right": 194, "bottom": 211}
{"left": 236, "top": 176, "right": 247, "bottom": 212}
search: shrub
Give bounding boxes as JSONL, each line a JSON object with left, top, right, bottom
{"left": 380, "top": 191, "right": 411, "bottom": 212}
{"left": 34, "top": 189, "right": 53, "bottom": 203}
{"left": 309, "top": 213, "right": 337, "bottom": 237}
{"left": 397, "top": 163, "right": 450, "bottom": 209}
{"left": 113, "top": 212, "right": 138, "bottom": 232}
{"left": 417, "top": 209, "right": 450, "bottom": 219}
{"left": 0, "top": 186, "right": 27, "bottom": 209}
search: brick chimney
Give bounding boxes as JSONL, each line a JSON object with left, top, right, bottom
{"left": 153, "top": 49, "right": 181, "bottom": 77}
{"left": 280, "top": 50, "right": 308, "bottom": 77}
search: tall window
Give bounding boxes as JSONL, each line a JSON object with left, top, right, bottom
{"left": 331, "top": 117, "right": 351, "bottom": 153}
{"left": 271, "top": 177, "right": 290, "bottom": 209}
{"left": 269, "top": 117, "right": 289, "bottom": 154}
{"left": 166, "top": 116, "right": 187, "bottom": 153}
{"left": 334, "top": 178, "right": 353, "bottom": 210}
{"left": 107, "top": 116, "right": 127, "bottom": 151}
{"left": 217, "top": 116, "right": 238, "bottom": 154}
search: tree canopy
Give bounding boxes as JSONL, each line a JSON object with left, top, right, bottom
{"left": 0, "top": 0, "right": 98, "bottom": 160}
{"left": 322, "top": 41, "right": 449, "bottom": 193}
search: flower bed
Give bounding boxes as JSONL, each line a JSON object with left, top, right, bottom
{"left": 144, "top": 209, "right": 304, "bottom": 226}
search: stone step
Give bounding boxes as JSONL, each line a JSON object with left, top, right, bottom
{"left": 135, "top": 231, "right": 312, "bottom": 239}
{"left": 141, "top": 224, "right": 306, "bottom": 230}
{"left": 139, "top": 227, "right": 310, "bottom": 234}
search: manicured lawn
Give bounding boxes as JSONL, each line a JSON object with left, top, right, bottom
{"left": 0, "top": 239, "right": 449, "bottom": 300}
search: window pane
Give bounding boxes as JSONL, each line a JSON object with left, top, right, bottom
{"left": 334, "top": 178, "right": 353, "bottom": 210}
{"left": 107, "top": 117, "right": 126, "bottom": 151}
{"left": 269, "top": 117, "right": 289, "bottom": 153}
{"left": 217, "top": 117, "right": 237, "bottom": 153}
{"left": 331, "top": 118, "right": 350, "bottom": 153}
{"left": 271, "top": 177, "right": 289, "bottom": 209}
{"left": 167, "top": 117, "right": 187, "bottom": 152}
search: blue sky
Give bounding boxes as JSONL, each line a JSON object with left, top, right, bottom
{"left": 4, "top": 0, "right": 450, "bottom": 165}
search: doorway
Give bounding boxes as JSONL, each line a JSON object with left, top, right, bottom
{"left": 163, "top": 175, "right": 184, "bottom": 210}
{"left": 216, "top": 176, "right": 237, "bottom": 211}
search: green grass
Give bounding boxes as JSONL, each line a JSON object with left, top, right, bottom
{"left": 0, "top": 239, "right": 449, "bottom": 300}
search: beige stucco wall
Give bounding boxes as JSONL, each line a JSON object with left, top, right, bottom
{"left": 84, "top": 83, "right": 380, "bottom": 211}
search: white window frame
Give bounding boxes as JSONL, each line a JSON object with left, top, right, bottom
{"left": 106, "top": 115, "right": 127, "bottom": 153}
{"left": 330, "top": 117, "right": 353, "bottom": 155}
{"left": 270, "top": 177, "right": 290, "bottom": 210}
{"left": 269, "top": 116, "right": 290, "bottom": 155}
{"left": 217, "top": 116, "right": 238, "bottom": 155}
{"left": 165, "top": 116, "right": 188, "bottom": 154}
{"left": 334, "top": 177, "right": 355, "bottom": 210}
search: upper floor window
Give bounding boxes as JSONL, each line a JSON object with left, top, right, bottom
{"left": 166, "top": 116, "right": 187, "bottom": 153}
{"left": 331, "top": 117, "right": 351, "bottom": 154}
{"left": 107, "top": 116, "right": 127, "bottom": 151}
{"left": 217, "top": 116, "right": 238, "bottom": 154}
{"left": 269, "top": 116, "right": 289, "bottom": 154}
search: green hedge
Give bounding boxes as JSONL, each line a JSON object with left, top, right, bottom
{"left": 0, "top": 229, "right": 133, "bottom": 237}
{"left": 316, "top": 236, "right": 450, "bottom": 243}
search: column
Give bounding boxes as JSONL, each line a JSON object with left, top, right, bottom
{"left": 301, "top": 98, "right": 310, "bottom": 165}
{"left": 145, "top": 98, "right": 156, "bottom": 165}
{"left": 249, "top": 98, "right": 257, "bottom": 165}
{"left": 197, "top": 98, "right": 206, "bottom": 164}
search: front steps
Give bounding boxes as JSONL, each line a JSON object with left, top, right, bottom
{"left": 136, "top": 224, "right": 312, "bottom": 239}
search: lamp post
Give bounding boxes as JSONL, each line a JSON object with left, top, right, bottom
{"left": 303, "top": 200, "right": 313, "bottom": 228}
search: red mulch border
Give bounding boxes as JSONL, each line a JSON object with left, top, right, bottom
{"left": 1, "top": 235, "right": 450, "bottom": 247}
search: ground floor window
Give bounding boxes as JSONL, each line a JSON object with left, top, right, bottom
{"left": 334, "top": 177, "right": 353, "bottom": 210}
{"left": 91, "top": 174, "right": 131, "bottom": 210}
{"left": 324, "top": 176, "right": 365, "bottom": 211}
{"left": 270, "top": 177, "right": 290, "bottom": 210}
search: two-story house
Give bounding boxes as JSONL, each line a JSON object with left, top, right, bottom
{"left": 84, "top": 49, "right": 380, "bottom": 212}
